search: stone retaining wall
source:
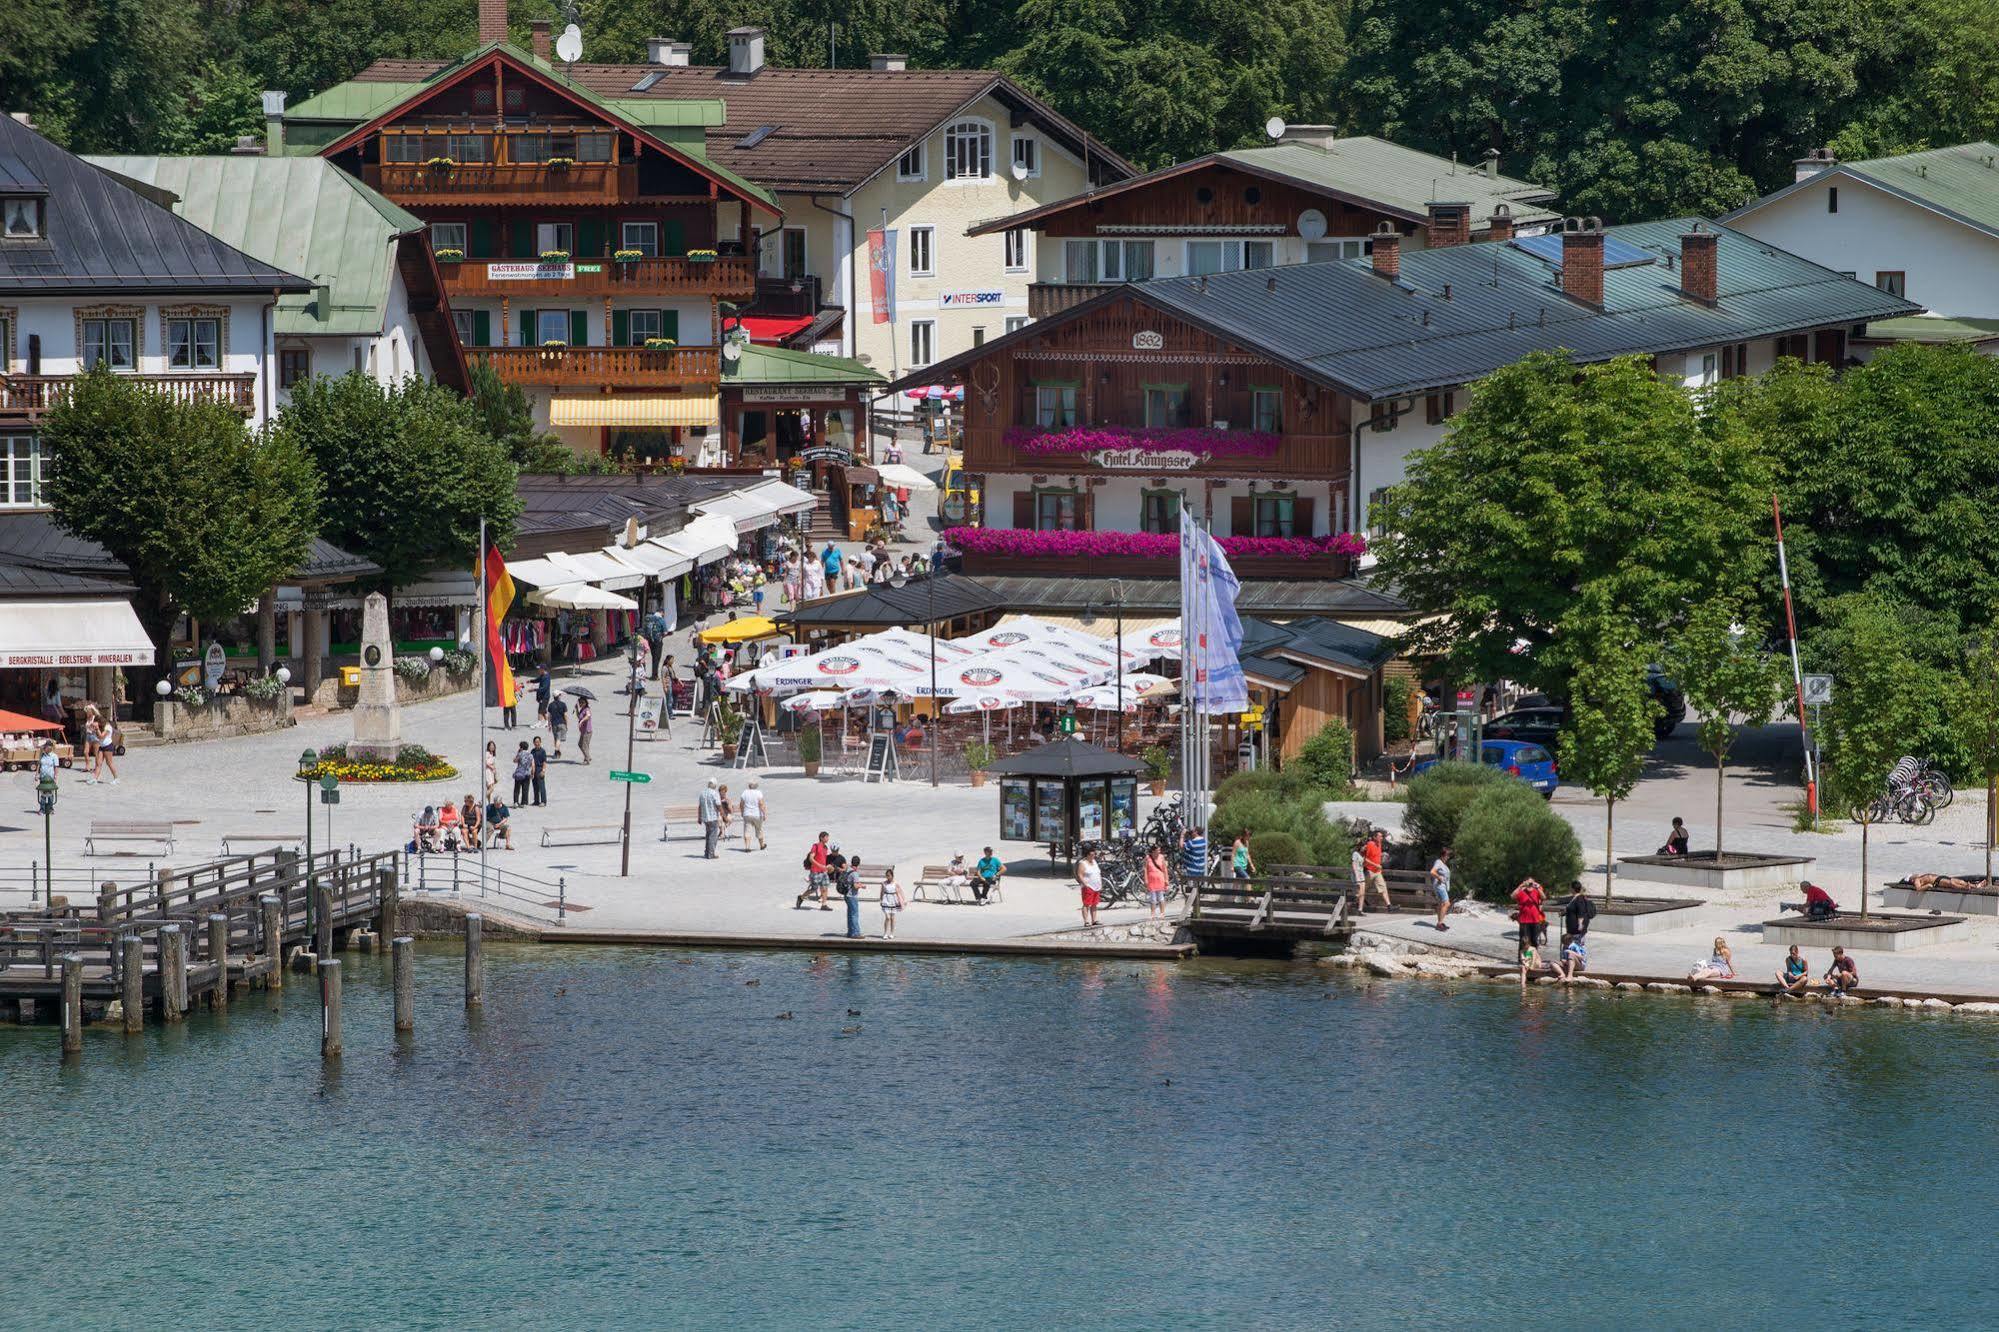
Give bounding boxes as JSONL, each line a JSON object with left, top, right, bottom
{"left": 152, "top": 693, "right": 295, "bottom": 742}
{"left": 311, "top": 666, "right": 478, "bottom": 711}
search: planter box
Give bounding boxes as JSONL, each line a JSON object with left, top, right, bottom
{"left": 1589, "top": 896, "right": 1707, "bottom": 936}
{"left": 1619, "top": 852, "right": 1813, "bottom": 893}
{"left": 1880, "top": 881, "right": 1999, "bottom": 917}
{"left": 1761, "top": 912, "right": 1970, "bottom": 952}
{"left": 152, "top": 692, "right": 294, "bottom": 742}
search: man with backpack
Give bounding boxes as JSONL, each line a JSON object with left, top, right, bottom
{"left": 837, "top": 852, "right": 863, "bottom": 939}
{"left": 795, "top": 831, "right": 832, "bottom": 910}
{"left": 1563, "top": 882, "right": 1598, "bottom": 942}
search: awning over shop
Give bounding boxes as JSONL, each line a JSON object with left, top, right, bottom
{"left": 546, "top": 549, "right": 647, "bottom": 592}
{"left": 525, "top": 583, "right": 639, "bottom": 612}
{"left": 0, "top": 598, "right": 154, "bottom": 668}
{"left": 502, "top": 557, "right": 573, "bottom": 589}
{"left": 733, "top": 478, "right": 818, "bottom": 518}
{"left": 741, "top": 315, "right": 817, "bottom": 344}
{"left": 604, "top": 541, "right": 693, "bottom": 581}
{"left": 691, "top": 489, "right": 787, "bottom": 534}
{"left": 650, "top": 513, "right": 738, "bottom": 568}
{"left": 548, "top": 394, "right": 719, "bottom": 429}
{"left": 876, "top": 462, "right": 938, "bottom": 492}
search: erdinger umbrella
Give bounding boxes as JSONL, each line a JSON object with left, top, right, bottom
{"left": 781, "top": 692, "right": 846, "bottom": 713}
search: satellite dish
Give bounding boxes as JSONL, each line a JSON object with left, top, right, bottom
{"left": 721, "top": 339, "right": 743, "bottom": 364}
{"left": 554, "top": 24, "right": 582, "bottom": 63}
{"left": 1010, "top": 161, "right": 1029, "bottom": 181}
{"left": 1265, "top": 117, "right": 1286, "bottom": 141}
{"left": 1297, "top": 208, "right": 1328, "bottom": 242}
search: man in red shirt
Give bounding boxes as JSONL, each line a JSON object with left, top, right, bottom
{"left": 794, "top": 830, "right": 833, "bottom": 911}
{"left": 1513, "top": 877, "right": 1548, "bottom": 960}
{"left": 1359, "top": 832, "right": 1392, "bottom": 913}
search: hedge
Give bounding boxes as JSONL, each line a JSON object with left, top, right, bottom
{"left": 1450, "top": 782, "right": 1584, "bottom": 903}
{"left": 1402, "top": 762, "right": 1509, "bottom": 860}
{"left": 1247, "top": 830, "right": 1305, "bottom": 867}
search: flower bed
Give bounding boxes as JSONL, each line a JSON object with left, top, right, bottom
{"left": 943, "top": 527, "right": 1366, "bottom": 561}
{"left": 1004, "top": 425, "right": 1282, "bottom": 458}
{"left": 305, "top": 743, "right": 458, "bottom": 783}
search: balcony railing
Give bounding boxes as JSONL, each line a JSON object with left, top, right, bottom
{"left": 1027, "top": 281, "right": 1118, "bottom": 319}
{"left": 466, "top": 346, "right": 719, "bottom": 389}
{"left": 754, "top": 274, "right": 824, "bottom": 317}
{"left": 364, "top": 161, "right": 635, "bottom": 204}
{"left": 0, "top": 373, "right": 257, "bottom": 418}
{"left": 440, "top": 255, "right": 755, "bottom": 300}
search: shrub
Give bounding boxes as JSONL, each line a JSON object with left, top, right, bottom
{"left": 241, "top": 673, "right": 285, "bottom": 702}
{"left": 1296, "top": 719, "right": 1357, "bottom": 793}
{"left": 1211, "top": 787, "right": 1355, "bottom": 870}
{"left": 174, "top": 685, "right": 208, "bottom": 709}
{"left": 797, "top": 721, "right": 822, "bottom": 765}
{"left": 1451, "top": 782, "right": 1584, "bottom": 903}
{"left": 1384, "top": 677, "right": 1413, "bottom": 744}
{"left": 1215, "top": 767, "right": 1291, "bottom": 808}
{"left": 964, "top": 740, "right": 995, "bottom": 771}
{"left": 1142, "top": 744, "right": 1173, "bottom": 780}
{"left": 1402, "top": 762, "right": 1508, "bottom": 860}
{"left": 1248, "top": 830, "right": 1305, "bottom": 867}
{"left": 442, "top": 649, "right": 477, "bottom": 679}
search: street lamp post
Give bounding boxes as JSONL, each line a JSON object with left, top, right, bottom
{"left": 35, "top": 774, "right": 56, "bottom": 906}
{"left": 890, "top": 570, "right": 940, "bottom": 786}
{"left": 621, "top": 637, "right": 641, "bottom": 876}
{"left": 1081, "top": 578, "right": 1128, "bottom": 752}
{"left": 297, "top": 747, "right": 318, "bottom": 940}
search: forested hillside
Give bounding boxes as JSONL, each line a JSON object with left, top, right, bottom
{"left": 5, "top": 0, "right": 1998, "bottom": 217}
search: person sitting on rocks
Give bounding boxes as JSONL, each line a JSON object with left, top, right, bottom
{"left": 1560, "top": 932, "right": 1588, "bottom": 981}
{"left": 1777, "top": 945, "right": 1810, "bottom": 997}
{"left": 1689, "top": 936, "right": 1736, "bottom": 982}
{"left": 1658, "top": 817, "right": 1690, "bottom": 856}
{"left": 1824, "top": 946, "right": 1860, "bottom": 996}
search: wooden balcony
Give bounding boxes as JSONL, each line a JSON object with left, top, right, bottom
{"left": 0, "top": 373, "right": 257, "bottom": 419}
{"left": 754, "top": 274, "right": 824, "bottom": 317}
{"left": 440, "top": 255, "right": 756, "bottom": 300}
{"left": 956, "top": 549, "right": 1356, "bottom": 581}
{"left": 467, "top": 345, "right": 719, "bottom": 389}
{"left": 1028, "top": 281, "right": 1117, "bottom": 318}
{"left": 364, "top": 161, "right": 635, "bottom": 206}
{"left": 961, "top": 426, "right": 1346, "bottom": 478}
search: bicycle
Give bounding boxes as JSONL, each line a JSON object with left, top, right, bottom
{"left": 1866, "top": 788, "right": 1935, "bottom": 826}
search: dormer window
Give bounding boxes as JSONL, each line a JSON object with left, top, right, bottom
{"left": 1, "top": 196, "right": 41, "bottom": 239}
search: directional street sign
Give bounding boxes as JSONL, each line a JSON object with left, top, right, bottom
{"left": 610, "top": 770, "right": 651, "bottom": 784}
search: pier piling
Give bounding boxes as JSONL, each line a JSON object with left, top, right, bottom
{"left": 315, "top": 884, "right": 333, "bottom": 962}
{"left": 259, "top": 894, "right": 283, "bottom": 990}
{"left": 120, "top": 933, "right": 142, "bottom": 1034}
{"left": 319, "top": 958, "right": 342, "bottom": 1058}
{"left": 60, "top": 953, "right": 81, "bottom": 1055}
{"left": 207, "top": 913, "right": 230, "bottom": 1010}
{"left": 160, "top": 925, "right": 186, "bottom": 1023}
{"left": 465, "top": 914, "right": 483, "bottom": 1008}
{"left": 393, "top": 936, "right": 414, "bottom": 1033}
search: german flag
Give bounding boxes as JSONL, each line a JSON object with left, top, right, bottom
{"left": 482, "top": 543, "right": 517, "bottom": 708}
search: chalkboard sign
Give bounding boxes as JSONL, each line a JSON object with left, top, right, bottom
{"left": 732, "top": 716, "right": 769, "bottom": 769}
{"left": 864, "top": 732, "right": 898, "bottom": 782}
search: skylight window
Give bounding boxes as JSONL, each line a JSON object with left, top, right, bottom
{"left": 734, "top": 124, "right": 779, "bottom": 150}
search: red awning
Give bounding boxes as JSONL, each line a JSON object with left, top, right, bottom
{"left": 0, "top": 708, "right": 64, "bottom": 733}
{"left": 741, "top": 315, "right": 817, "bottom": 344}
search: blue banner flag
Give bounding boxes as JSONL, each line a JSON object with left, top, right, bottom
{"left": 1179, "top": 508, "right": 1249, "bottom": 712}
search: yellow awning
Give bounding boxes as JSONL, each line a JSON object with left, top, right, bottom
{"left": 549, "top": 394, "right": 719, "bottom": 428}
{"left": 695, "top": 614, "right": 782, "bottom": 644}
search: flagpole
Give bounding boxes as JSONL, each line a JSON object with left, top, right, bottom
{"left": 478, "top": 513, "right": 488, "bottom": 899}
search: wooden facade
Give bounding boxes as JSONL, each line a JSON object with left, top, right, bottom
{"left": 1037, "top": 161, "right": 1418, "bottom": 239}
{"left": 439, "top": 254, "right": 755, "bottom": 300}
{"left": 465, "top": 345, "right": 717, "bottom": 388}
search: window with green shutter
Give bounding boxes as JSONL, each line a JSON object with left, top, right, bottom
{"left": 469, "top": 218, "right": 494, "bottom": 259}
{"left": 570, "top": 309, "right": 589, "bottom": 346}
{"left": 518, "top": 308, "right": 534, "bottom": 346}
{"left": 661, "top": 309, "right": 679, "bottom": 343}
{"left": 473, "top": 310, "right": 491, "bottom": 347}
{"left": 611, "top": 309, "right": 629, "bottom": 346}
{"left": 510, "top": 219, "right": 533, "bottom": 258}
{"left": 663, "top": 218, "right": 686, "bottom": 257}
{"left": 577, "top": 218, "right": 604, "bottom": 258}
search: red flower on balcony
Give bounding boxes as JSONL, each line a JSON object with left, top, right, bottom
{"left": 943, "top": 527, "right": 1366, "bottom": 561}
{"left": 1003, "top": 425, "right": 1282, "bottom": 458}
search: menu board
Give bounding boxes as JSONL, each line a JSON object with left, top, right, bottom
{"left": 1033, "top": 781, "right": 1067, "bottom": 843}
{"left": 1000, "top": 779, "right": 1033, "bottom": 841}
{"left": 1109, "top": 777, "right": 1138, "bottom": 835}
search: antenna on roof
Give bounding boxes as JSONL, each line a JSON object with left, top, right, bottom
{"left": 1265, "top": 117, "right": 1286, "bottom": 141}
{"left": 555, "top": 23, "right": 582, "bottom": 64}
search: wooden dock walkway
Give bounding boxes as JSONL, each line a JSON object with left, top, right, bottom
{"left": 0, "top": 847, "right": 399, "bottom": 1025}
{"left": 1184, "top": 875, "right": 1357, "bottom": 953}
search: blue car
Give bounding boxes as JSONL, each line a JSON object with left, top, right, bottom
{"left": 1413, "top": 739, "right": 1559, "bottom": 797}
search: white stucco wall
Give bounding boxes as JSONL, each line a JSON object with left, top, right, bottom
{"left": 978, "top": 473, "right": 1339, "bottom": 538}
{"left": 1729, "top": 172, "right": 1999, "bottom": 318}
{"left": 6, "top": 293, "right": 280, "bottom": 424}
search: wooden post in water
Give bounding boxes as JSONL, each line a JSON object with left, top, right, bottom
{"left": 392, "top": 936, "right": 414, "bottom": 1033}
{"left": 121, "top": 933, "right": 143, "bottom": 1034}
{"left": 379, "top": 863, "right": 400, "bottom": 946}
{"left": 207, "top": 913, "right": 230, "bottom": 1009}
{"left": 259, "top": 893, "right": 283, "bottom": 990}
{"left": 318, "top": 957, "right": 342, "bottom": 1058}
{"left": 464, "top": 914, "right": 483, "bottom": 1008}
{"left": 316, "top": 883, "right": 333, "bottom": 961}
{"left": 159, "top": 925, "right": 186, "bottom": 1023}
{"left": 60, "top": 952, "right": 82, "bottom": 1055}
{"left": 97, "top": 881, "right": 119, "bottom": 923}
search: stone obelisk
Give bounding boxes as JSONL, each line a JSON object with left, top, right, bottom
{"left": 349, "top": 592, "right": 402, "bottom": 762}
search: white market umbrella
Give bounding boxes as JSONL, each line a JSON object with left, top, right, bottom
{"left": 781, "top": 691, "right": 847, "bottom": 713}
{"left": 876, "top": 462, "right": 939, "bottom": 492}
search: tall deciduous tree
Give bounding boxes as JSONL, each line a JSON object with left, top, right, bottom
{"left": 274, "top": 373, "right": 519, "bottom": 593}
{"left": 1553, "top": 607, "right": 1660, "bottom": 899}
{"left": 1958, "top": 633, "right": 1999, "bottom": 888}
{"left": 1375, "top": 352, "right": 1773, "bottom": 701}
{"left": 1664, "top": 598, "right": 1785, "bottom": 861}
{"left": 41, "top": 368, "right": 319, "bottom": 676}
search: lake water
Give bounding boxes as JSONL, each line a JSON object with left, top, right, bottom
{"left": 5, "top": 945, "right": 1996, "bottom": 1328}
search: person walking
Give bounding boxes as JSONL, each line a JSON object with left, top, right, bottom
{"left": 511, "top": 741, "right": 533, "bottom": 806}
{"left": 484, "top": 739, "right": 500, "bottom": 800}
{"left": 1360, "top": 831, "right": 1392, "bottom": 913}
{"left": 529, "top": 736, "right": 549, "bottom": 806}
{"left": 1230, "top": 831, "right": 1255, "bottom": 881}
{"left": 1076, "top": 846, "right": 1103, "bottom": 927}
{"left": 1512, "top": 876, "right": 1548, "bottom": 961}
{"left": 80, "top": 705, "right": 101, "bottom": 784}
{"left": 1429, "top": 847, "right": 1453, "bottom": 931}
{"left": 839, "top": 853, "right": 864, "bottom": 938}
{"left": 534, "top": 666, "right": 553, "bottom": 726}
{"left": 797, "top": 831, "right": 833, "bottom": 910}
{"left": 879, "top": 865, "right": 905, "bottom": 938}
{"left": 96, "top": 715, "right": 119, "bottom": 785}
{"left": 1144, "top": 843, "right": 1170, "bottom": 921}
{"left": 698, "top": 778, "right": 721, "bottom": 859}
{"left": 739, "top": 777, "right": 768, "bottom": 851}
{"left": 821, "top": 543, "right": 843, "bottom": 590}
{"left": 500, "top": 674, "right": 518, "bottom": 729}
{"left": 576, "top": 697, "right": 593, "bottom": 765}
{"left": 547, "top": 691, "right": 569, "bottom": 759}
{"left": 717, "top": 783, "right": 735, "bottom": 844}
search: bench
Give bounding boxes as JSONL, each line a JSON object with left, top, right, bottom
{"left": 219, "top": 831, "right": 305, "bottom": 856}
{"left": 540, "top": 823, "right": 625, "bottom": 848}
{"left": 658, "top": 804, "right": 704, "bottom": 841}
{"left": 85, "top": 820, "right": 175, "bottom": 856}
{"left": 914, "top": 864, "right": 999, "bottom": 905}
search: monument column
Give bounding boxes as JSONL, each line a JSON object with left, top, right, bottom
{"left": 350, "top": 591, "right": 402, "bottom": 762}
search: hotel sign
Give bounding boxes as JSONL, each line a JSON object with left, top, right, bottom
{"left": 740, "top": 385, "right": 850, "bottom": 403}
{"left": 1090, "top": 448, "right": 1200, "bottom": 470}
{"left": 487, "top": 261, "right": 575, "bottom": 281}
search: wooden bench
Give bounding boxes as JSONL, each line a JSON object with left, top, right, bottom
{"left": 658, "top": 804, "right": 703, "bottom": 841}
{"left": 540, "top": 824, "right": 625, "bottom": 848}
{"left": 85, "top": 820, "right": 175, "bottom": 856}
{"left": 914, "top": 864, "right": 999, "bottom": 905}
{"left": 219, "top": 831, "right": 305, "bottom": 856}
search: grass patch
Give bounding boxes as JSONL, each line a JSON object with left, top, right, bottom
{"left": 1783, "top": 800, "right": 1842, "bottom": 834}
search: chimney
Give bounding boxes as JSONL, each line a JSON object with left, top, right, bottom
{"left": 869, "top": 53, "right": 908, "bottom": 72}
{"left": 1487, "top": 203, "right": 1514, "bottom": 244}
{"left": 231, "top": 134, "right": 264, "bottom": 156}
{"left": 1425, "top": 201, "right": 1470, "bottom": 249}
{"left": 1679, "top": 222, "right": 1719, "bottom": 305}
{"left": 261, "top": 89, "right": 286, "bottom": 154}
{"left": 647, "top": 37, "right": 692, "bottom": 66}
{"left": 726, "top": 26, "right": 766, "bottom": 76}
{"left": 1793, "top": 147, "right": 1836, "bottom": 183}
{"left": 1559, "top": 216, "right": 1604, "bottom": 307}
{"left": 1278, "top": 124, "right": 1340, "bottom": 152}
{"left": 477, "top": 0, "right": 507, "bottom": 45}
{"left": 1369, "top": 221, "right": 1402, "bottom": 280}
{"left": 530, "top": 19, "right": 551, "bottom": 60}
{"left": 1481, "top": 148, "right": 1501, "bottom": 180}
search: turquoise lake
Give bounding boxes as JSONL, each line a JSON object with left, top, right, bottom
{"left": 4, "top": 945, "right": 1994, "bottom": 1328}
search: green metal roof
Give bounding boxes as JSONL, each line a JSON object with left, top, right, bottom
{"left": 1860, "top": 314, "right": 1999, "bottom": 343}
{"left": 1726, "top": 142, "right": 1999, "bottom": 242}
{"left": 86, "top": 154, "right": 419, "bottom": 337}
{"left": 725, "top": 342, "right": 883, "bottom": 386}
{"left": 286, "top": 81, "right": 427, "bottom": 126}
{"left": 1216, "top": 138, "right": 1560, "bottom": 226}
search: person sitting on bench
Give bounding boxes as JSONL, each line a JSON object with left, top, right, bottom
{"left": 485, "top": 798, "right": 514, "bottom": 851}
{"left": 1777, "top": 945, "right": 1810, "bottom": 996}
{"left": 974, "top": 847, "right": 1005, "bottom": 904}
{"left": 414, "top": 805, "right": 442, "bottom": 853}
{"left": 437, "top": 799, "right": 464, "bottom": 851}
{"left": 1658, "top": 817, "right": 1690, "bottom": 856}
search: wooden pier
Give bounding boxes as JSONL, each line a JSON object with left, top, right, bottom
{"left": 1184, "top": 875, "right": 1356, "bottom": 954}
{"left": 0, "top": 848, "right": 399, "bottom": 1025}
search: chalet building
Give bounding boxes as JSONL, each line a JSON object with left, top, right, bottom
{"left": 85, "top": 152, "right": 468, "bottom": 399}
{"left": 899, "top": 216, "right": 1918, "bottom": 577}
{"left": 1724, "top": 142, "right": 1999, "bottom": 353}
{"left": 969, "top": 127, "right": 1558, "bottom": 321}
{"left": 0, "top": 113, "right": 311, "bottom": 511}
{"left": 300, "top": 12, "right": 1131, "bottom": 378}
{"left": 279, "top": 38, "right": 783, "bottom": 464}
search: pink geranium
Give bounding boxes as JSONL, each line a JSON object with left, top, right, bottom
{"left": 944, "top": 527, "right": 1366, "bottom": 562}
{"left": 1004, "top": 425, "right": 1282, "bottom": 458}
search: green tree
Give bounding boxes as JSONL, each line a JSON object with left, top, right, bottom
{"left": 466, "top": 360, "right": 609, "bottom": 475}
{"left": 41, "top": 368, "right": 319, "bottom": 676}
{"left": 1958, "top": 633, "right": 1999, "bottom": 887}
{"left": 1553, "top": 608, "right": 1660, "bottom": 898}
{"left": 1816, "top": 592, "right": 1951, "bottom": 915}
{"left": 1376, "top": 352, "right": 1774, "bottom": 701}
{"left": 1664, "top": 598, "right": 1785, "bottom": 861}
{"left": 274, "top": 373, "right": 519, "bottom": 593}
{"left": 1451, "top": 780, "right": 1584, "bottom": 904}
